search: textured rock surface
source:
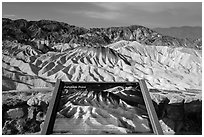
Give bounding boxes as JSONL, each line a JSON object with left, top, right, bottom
{"left": 2, "top": 90, "right": 201, "bottom": 134}
{"left": 2, "top": 40, "right": 201, "bottom": 93}
{"left": 2, "top": 91, "right": 52, "bottom": 135}
{"left": 2, "top": 18, "right": 201, "bottom": 49}
{"left": 2, "top": 40, "right": 202, "bottom": 134}
{"left": 153, "top": 26, "right": 201, "bottom": 41}
{"left": 6, "top": 108, "right": 25, "bottom": 119}
{"left": 2, "top": 18, "right": 202, "bottom": 135}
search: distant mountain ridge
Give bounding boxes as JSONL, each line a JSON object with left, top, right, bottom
{"left": 2, "top": 18, "right": 202, "bottom": 50}
{"left": 154, "top": 26, "right": 202, "bottom": 41}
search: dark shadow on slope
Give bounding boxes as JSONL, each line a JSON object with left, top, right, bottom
{"left": 2, "top": 76, "right": 33, "bottom": 91}
{"left": 156, "top": 98, "right": 202, "bottom": 135}
{"left": 29, "top": 62, "right": 41, "bottom": 75}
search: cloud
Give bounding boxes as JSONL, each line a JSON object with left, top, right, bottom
{"left": 92, "top": 3, "right": 125, "bottom": 11}
{"left": 69, "top": 3, "right": 126, "bottom": 20}
{"left": 92, "top": 2, "right": 202, "bottom": 14}
{"left": 46, "top": 2, "right": 202, "bottom": 27}
{"left": 82, "top": 11, "right": 121, "bottom": 20}
{"left": 135, "top": 3, "right": 199, "bottom": 13}
{"left": 92, "top": 2, "right": 168, "bottom": 13}
{"left": 3, "top": 14, "right": 16, "bottom": 18}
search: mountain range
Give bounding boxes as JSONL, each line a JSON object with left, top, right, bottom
{"left": 2, "top": 18, "right": 202, "bottom": 50}
{"left": 154, "top": 26, "right": 202, "bottom": 41}
{"left": 2, "top": 18, "right": 202, "bottom": 135}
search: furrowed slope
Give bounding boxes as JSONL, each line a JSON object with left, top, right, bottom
{"left": 2, "top": 18, "right": 201, "bottom": 50}
{"left": 33, "top": 46, "right": 134, "bottom": 82}
{"left": 2, "top": 40, "right": 202, "bottom": 134}
{"left": 2, "top": 40, "right": 201, "bottom": 93}
{"left": 108, "top": 41, "right": 202, "bottom": 90}
{"left": 2, "top": 42, "right": 135, "bottom": 90}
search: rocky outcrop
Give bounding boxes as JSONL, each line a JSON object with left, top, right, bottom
{"left": 2, "top": 88, "right": 202, "bottom": 134}
{"left": 2, "top": 92, "right": 52, "bottom": 135}
{"left": 2, "top": 40, "right": 201, "bottom": 91}
{"left": 150, "top": 91, "right": 202, "bottom": 134}
{"left": 2, "top": 18, "right": 202, "bottom": 135}
{"left": 194, "top": 38, "right": 202, "bottom": 50}
{"left": 2, "top": 18, "right": 201, "bottom": 49}
{"left": 2, "top": 39, "right": 201, "bottom": 134}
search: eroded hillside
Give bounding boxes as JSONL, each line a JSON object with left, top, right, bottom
{"left": 2, "top": 18, "right": 202, "bottom": 135}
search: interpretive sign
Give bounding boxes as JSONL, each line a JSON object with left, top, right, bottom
{"left": 41, "top": 79, "right": 163, "bottom": 135}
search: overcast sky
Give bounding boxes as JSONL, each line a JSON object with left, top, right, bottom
{"left": 2, "top": 2, "right": 202, "bottom": 28}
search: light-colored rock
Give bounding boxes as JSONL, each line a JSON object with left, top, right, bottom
{"left": 2, "top": 39, "right": 202, "bottom": 134}
{"left": 3, "top": 40, "right": 202, "bottom": 94}
{"left": 27, "top": 93, "right": 51, "bottom": 107}
{"left": 6, "top": 108, "right": 24, "bottom": 119}
{"left": 159, "top": 119, "right": 175, "bottom": 134}
{"left": 36, "top": 111, "right": 46, "bottom": 122}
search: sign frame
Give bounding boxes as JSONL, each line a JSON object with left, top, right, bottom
{"left": 41, "top": 79, "right": 163, "bottom": 135}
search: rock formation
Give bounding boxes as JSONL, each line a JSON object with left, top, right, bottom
{"left": 2, "top": 18, "right": 202, "bottom": 135}
{"left": 2, "top": 18, "right": 201, "bottom": 49}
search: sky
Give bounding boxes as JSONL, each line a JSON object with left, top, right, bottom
{"left": 2, "top": 2, "right": 202, "bottom": 28}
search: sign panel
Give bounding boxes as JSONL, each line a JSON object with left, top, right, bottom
{"left": 41, "top": 80, "right": 163, "bottom": 135}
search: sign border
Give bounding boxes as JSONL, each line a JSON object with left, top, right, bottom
{"left": 41, "top": 79, "right": 163, "bottom": 135}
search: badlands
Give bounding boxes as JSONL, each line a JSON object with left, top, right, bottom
{"left": 2, "top": 18, "right": 202, "bottom": 134}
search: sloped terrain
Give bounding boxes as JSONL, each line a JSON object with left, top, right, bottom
{"left": 3, "top": 40, "right": 201, "bottom": 92}
{"left": 154, "top": 26, "right": 202, "bottom": 41}
{"left": 2, "top": 39, "right": 202, "bottom": 134}
{"left": 2, "top": 18, "right": 202, "bottom": 135}
{"left": 2, "top": 18, "right": 202, "bottom": 49}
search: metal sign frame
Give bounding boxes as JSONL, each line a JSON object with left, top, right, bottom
{"left": 41, "top": 79, "right": 163, "bottom": 135}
